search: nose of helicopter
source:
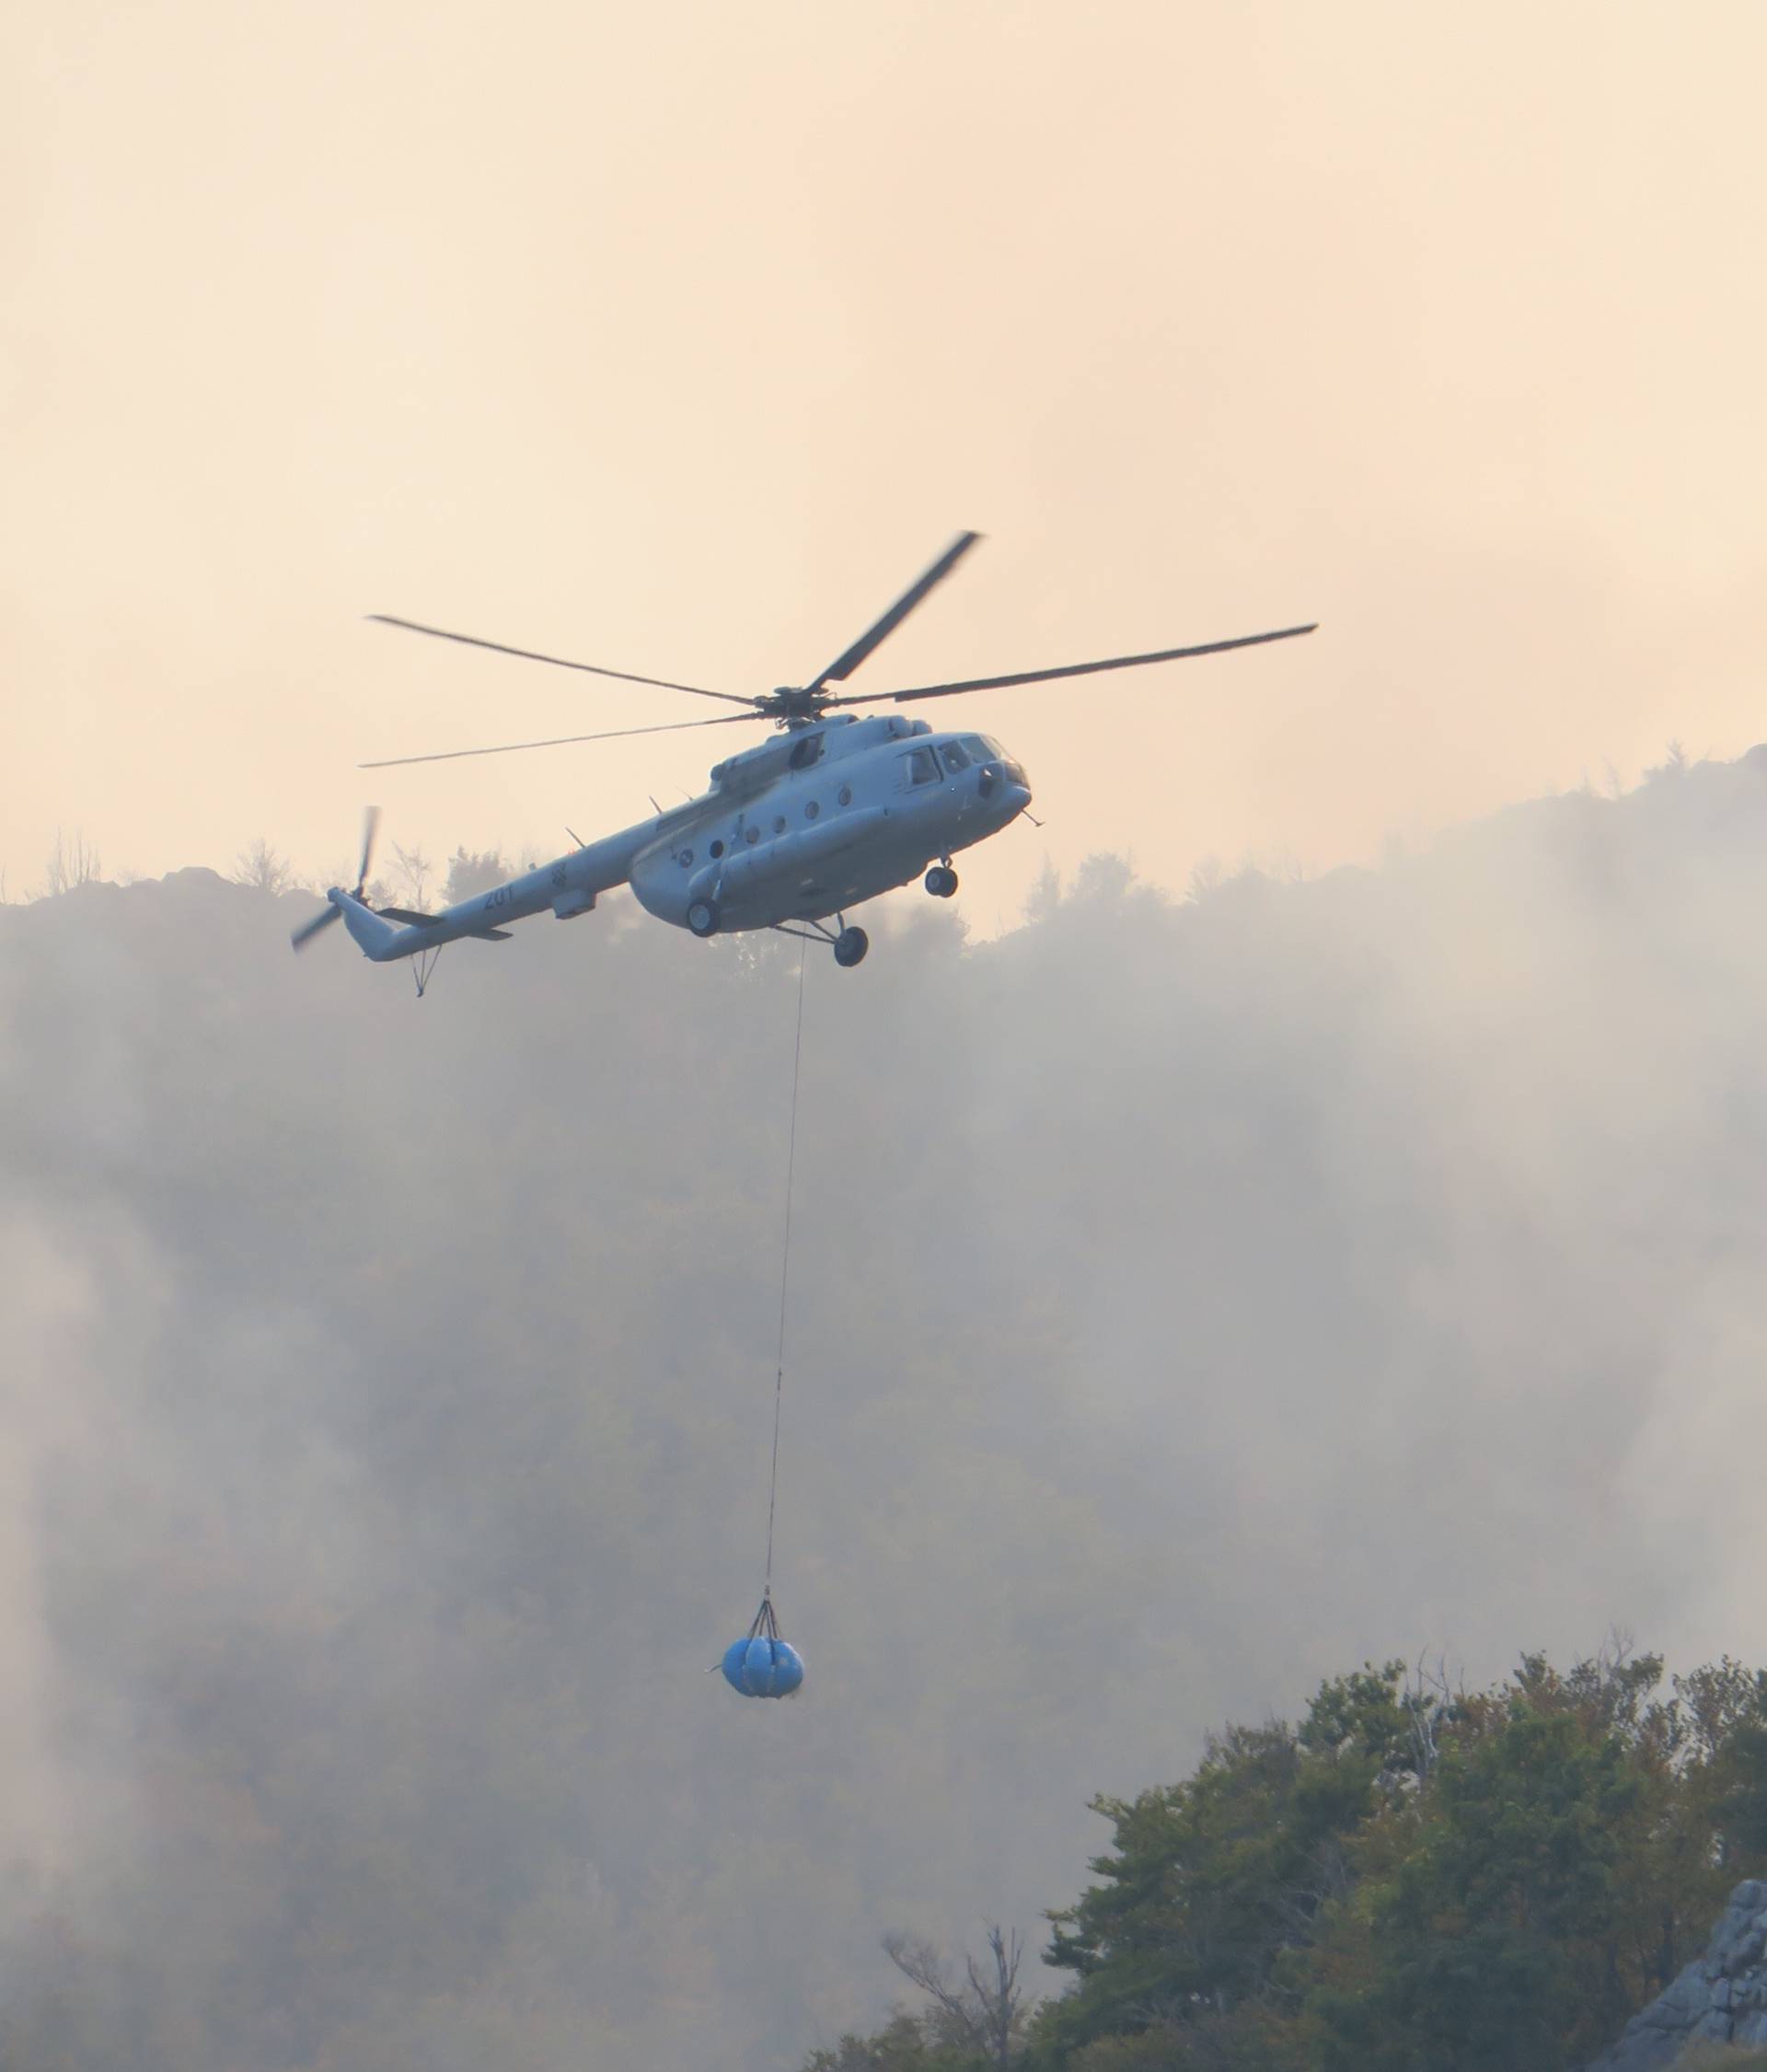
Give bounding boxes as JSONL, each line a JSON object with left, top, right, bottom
{"left": 979, "top": 755, "right": 1030, "bottom": 817}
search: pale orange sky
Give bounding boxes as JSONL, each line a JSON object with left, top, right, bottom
{"left": 4, "top": 0, "right": 1763, "bottom": 927}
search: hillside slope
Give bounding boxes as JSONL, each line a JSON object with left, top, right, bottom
{"left": 3, "top": 749, "right": 1767, "bottom": 2068}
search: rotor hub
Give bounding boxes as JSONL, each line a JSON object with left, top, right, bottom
{"left": 761, "top": 687, "right": 832, "bottom": 728}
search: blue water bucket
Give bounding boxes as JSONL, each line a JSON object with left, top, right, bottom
{"left": 722, "top": 1632, "right": 804, "bottom": 1698}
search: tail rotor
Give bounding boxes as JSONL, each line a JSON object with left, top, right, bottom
{"left": 289, "top": 806, "right": 381, "bottom": 951}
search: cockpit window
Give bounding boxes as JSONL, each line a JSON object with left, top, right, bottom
{"left": 901, "top": 747, "right": 941, "bottom": 787}
{"left": 961, "top": 734, "right": 1002, "bottom": 763}
{"left": 940, "top": 742, "right": 971, "bottom": 774}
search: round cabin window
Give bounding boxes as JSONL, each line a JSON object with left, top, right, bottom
{"left": 837, "top": 785, "right": 851, "bottom": 806}
{"left": 804, "top": 801, "right": 820, "bottom": 820}
{"left": 710, "top": 839, "right": 724, "bottom": 859}
{"left": 773, "top": 815, "right": 787, "bottom": 834}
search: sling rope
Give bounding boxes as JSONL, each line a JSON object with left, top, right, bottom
{"left": 764, "top": 938, "right": 809, "bottom": 1592}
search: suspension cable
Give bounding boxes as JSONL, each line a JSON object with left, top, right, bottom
{"left": 764, "top": 937, "right": 809, "bottom": 1592}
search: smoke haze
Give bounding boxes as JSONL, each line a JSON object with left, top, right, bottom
{"left": 3, "top": 747, "right": 1767, "bottom": 2066}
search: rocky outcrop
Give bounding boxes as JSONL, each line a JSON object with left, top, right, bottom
{"left": 1589, "top": 1881, "right": 1767, "bottom": 2069}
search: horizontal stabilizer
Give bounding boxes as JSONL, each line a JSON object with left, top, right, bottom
{"left": 378, "top": 906, "right": 440, "bottom": 927}
{"left": 464, "top": 926, "right": 513, "bottom": 941}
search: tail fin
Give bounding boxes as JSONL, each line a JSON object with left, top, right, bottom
{"left": 335, "top": 892, "right": 403, "bottom": 961}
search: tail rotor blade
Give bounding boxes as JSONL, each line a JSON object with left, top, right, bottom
{"left": 355, "top": 805, "right": 381, "bottom": 896}
{"left": 290, "top": 904, "right": 341, "bottom": 951}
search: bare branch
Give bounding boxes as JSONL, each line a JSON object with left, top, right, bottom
{"left": 388, "top": 840, "right": 433, "bottom": 914}
{"left": 883, "top": 1932, "right": 975, "bottom": 2036}
{"left": 884, "top": 1924, "right": 1026, "bottom": 2066}
{"left": 232, "top": 838, "right": 296, "bottom": 896}
{"left": 43, "top": 828, "right": 102, "bottom": 897}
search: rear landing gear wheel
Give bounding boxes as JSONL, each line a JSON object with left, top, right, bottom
{"left": 833, "top": 926, "right": 869, "bottom": 968}
{"left": 687, "top": 897, "right": 720, "bottom": 938}
{"left": 924, "top": 865, "right": 959, "bottom": 899}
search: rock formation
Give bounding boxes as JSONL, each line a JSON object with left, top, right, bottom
{"left": 1590, "top": 1881, "right": 1767, "bottom": 2068}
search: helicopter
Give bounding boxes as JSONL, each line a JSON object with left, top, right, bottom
{"left": 291, "top": 533, "right": 1314, "bottom": 984}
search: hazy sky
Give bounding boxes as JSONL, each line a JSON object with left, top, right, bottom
{"left": 5, "top": 1, "right": 1764, "bottom": 922}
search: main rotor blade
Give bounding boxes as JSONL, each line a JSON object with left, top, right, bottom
{"left": 367, "top": 616, "right": 751, "bottom": 706}
{"left": 359, "top": 711, "right": 759, "bottom": 770}
{"left": 805, "top": 531, "right": 983, "bottom": 693}
{"left": 828, "top": 622, "right": 1318, "bottom": 707}
{"left": 290, "top": 904, "right": 341, "bottom": 950}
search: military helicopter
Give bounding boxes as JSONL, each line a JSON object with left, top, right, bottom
{"left": 291, "top": 533, "right": 1313, "bottom": 985}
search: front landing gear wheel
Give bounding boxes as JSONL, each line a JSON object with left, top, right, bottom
{"left": 924, "top": 865, "right": 959, "bottom": 898}
{"left": 687, "top": 897, "right": 720, "bottom": 938}
{"left": 833, "top": 926, "right": 869, "bottom": 968}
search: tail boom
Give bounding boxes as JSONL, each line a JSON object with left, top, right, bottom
{"left": 332, "top": 819, "right": 653, "bottom": 964}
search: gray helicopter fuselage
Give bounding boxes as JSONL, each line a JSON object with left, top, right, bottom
{"left": 630, "top": 713, "right": 1030, "bottom": 932}
{"left": 328, "top": 713, "right": 1030, "bottom": 964}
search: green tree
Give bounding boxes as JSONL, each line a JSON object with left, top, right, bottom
{"left": 1035, "top": 1666, "right": 1415, "bottom": 2064}
{"left": 1315, "top": 1694, "right": 1641, "bottom": 2072}
{"left": 803, "top": 2012, "right": 947, "bottom": 2070}
{"left": 444, "top": 844, "right": 508, "bottom": 903}
{"left": 819, "top": 1649, "right": 1767, "bottom": 2072}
